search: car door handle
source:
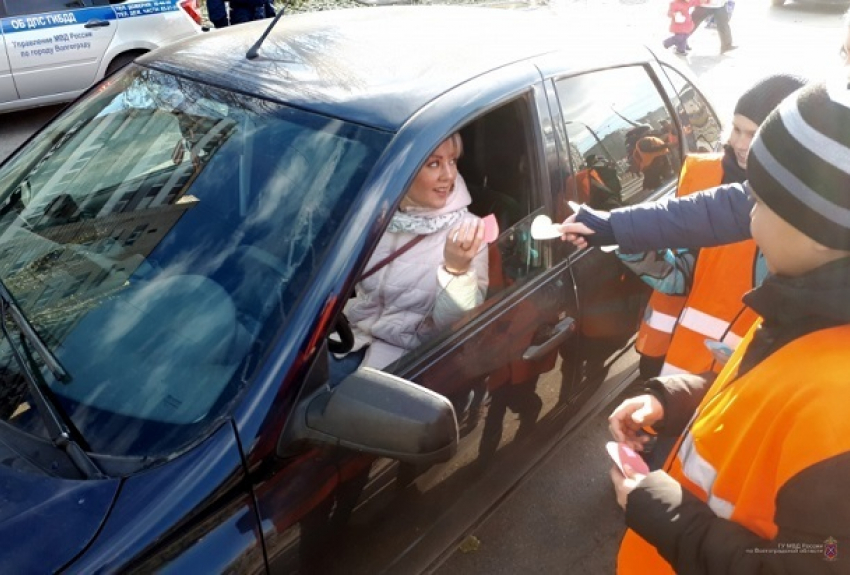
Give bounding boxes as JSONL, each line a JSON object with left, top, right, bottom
{"left": 84, "top": 19, "right": 111, "bottom": 28}
{"left": 522, "top": 316, "right": 576, "bottom": 361}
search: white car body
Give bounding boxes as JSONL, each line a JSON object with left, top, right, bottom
{"left": 0, "top": 0, "right": 202, "bottom": 114}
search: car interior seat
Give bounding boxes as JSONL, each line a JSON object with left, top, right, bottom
{"left": 460, "top": 105, "right": 528, "bottom": 232}
{"left": 459, "top": 100, "right": 532, "bottom": 296}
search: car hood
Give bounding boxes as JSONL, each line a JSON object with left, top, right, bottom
{"left": 0, "top": 443, "right": 119, "bottom": 573}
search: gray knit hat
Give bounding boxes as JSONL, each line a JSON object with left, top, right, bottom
{"left": 734, "top": 74, "right": 808, "bottom": 126}
{"left": 747, "top": 80, "right": 850, "bottom": 250}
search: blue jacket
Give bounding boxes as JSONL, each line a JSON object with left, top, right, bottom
{"left": 611, "top": 183, "right": 752, "bottom": 254}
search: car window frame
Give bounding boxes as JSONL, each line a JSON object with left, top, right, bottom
{"left": 553, "top": 63, "right": 686, "bottom": 212}
{"left": 655, "top": 60, "right": 724, "bottom": 156}
{"left": 376, "top": 86, "right": 567, "bottom": 383}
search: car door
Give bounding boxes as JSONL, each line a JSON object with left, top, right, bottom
{"left": 256, "top": 59, "right": 711, "bottom": 575}
{"left": 546, "top": 62, "right": 714, "bottom": 392}
{"left": 260, "top": 81, "right": 597, "bottom": 575}
{"left": 2, "top": 0, "right": 116, "bottom": 100}
{"left": 0, "top": 3, "right": 20, "bottom": 103}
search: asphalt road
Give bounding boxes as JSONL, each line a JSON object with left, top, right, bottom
{"left": 0, "top": 104, "right": 62, "bottom": 163}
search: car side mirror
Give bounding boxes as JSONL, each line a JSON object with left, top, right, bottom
{"left": 280, "top": 368, "right": 458, "bottom": 466}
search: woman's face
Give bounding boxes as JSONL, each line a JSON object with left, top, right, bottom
{"left": 727, "top": 114, "right": 759, "bottom": 169}
{"left": 405, "top": 137, "right": 460, "bottom": 210}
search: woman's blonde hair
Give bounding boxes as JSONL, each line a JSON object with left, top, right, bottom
{"left": 444, "top": 132, "right": 464, "bottom": 159}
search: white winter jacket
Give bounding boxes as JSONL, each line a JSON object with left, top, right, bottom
{"left": 344, "top": 176, "right": 489, "bottom": 369}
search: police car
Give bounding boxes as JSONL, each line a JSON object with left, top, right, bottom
{"left": 0, "top": 0, "right": 202, "bottom": 114}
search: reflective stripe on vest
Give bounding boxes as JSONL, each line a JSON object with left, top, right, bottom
{"left": 677, "top": 433, "right": 735, "bottom": 519}
{"left": 660, "top": 306, "right": 751, "bottom": 376}
{"left": 678, "top": 307, "right": 744, "bottom": 345}
{"left": 636, "top": 297, "right": 684, "bottom": 357}
{"left": 643, "top": 306, "right": 678, "bottom": 332}
{"left": 634, "top": 154, "right": 723, "bottom": 360}
{"left": 660, "top": 239, "right": 759, "bottom": 376}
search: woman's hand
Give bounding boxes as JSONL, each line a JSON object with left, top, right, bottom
{"left": 608, "top": 395, "right": 664, "bottom": 451}
{"left": 610, "top": 465, "right": 647, "bottom": 510}
{"left": 444, "top": 218, "right": 485, "bottom": 274}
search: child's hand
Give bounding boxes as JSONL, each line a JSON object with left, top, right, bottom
{"left": 610, "top": 465, "right": 647, "bottom": 510}
{"left": 674, "top": 13, "right": 686, "bottom": 23}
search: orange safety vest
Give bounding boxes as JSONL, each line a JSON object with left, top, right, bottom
{"left": 569, "top": 168, "right": 607, "bottom": 206}
{"left": 635, "top": 154, "right": 724, "bottom": 360}
{"left": 618, "top": 320, "right": 850, "bottom": 574}
{"left": 659, "top": 238, "right": 759, "bottom": 376}
{"left": 632, "top": 137, "right": 668, "bottom": 171}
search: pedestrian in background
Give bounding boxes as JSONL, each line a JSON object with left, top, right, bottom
{"left": 207, "top": 0, "right": 276, "bottom": 29}
{"left": 689, "top": 0, "right": 736, "bottom": 54}
{"left": 663, "top": 0, "right": 698, "bottom": 55}
{"left": 705, "top": 0, "right": 734, "bottom": 30}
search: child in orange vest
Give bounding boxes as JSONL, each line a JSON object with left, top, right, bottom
{"left": 610, "top": 79, "right": 850, "bottom": 575}
{"left": 619, "top": 74, "right": 807, "bottom": 382}
{"left": 662, "top": 0, "right": 698, "bottom": 54}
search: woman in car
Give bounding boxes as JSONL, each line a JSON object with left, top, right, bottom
{"left": 331, "top": 133, "right": 489, "bottom": 384}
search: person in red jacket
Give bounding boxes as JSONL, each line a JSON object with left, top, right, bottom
{"left": 663, "top": 0, "right": 699, "bottom": 55}
{"left": 610, "top": 79, "right": 850, "bottom": 575}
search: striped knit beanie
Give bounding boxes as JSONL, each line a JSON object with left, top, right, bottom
{"left": 747, "top": 80, "right": 850, "bottom": 250}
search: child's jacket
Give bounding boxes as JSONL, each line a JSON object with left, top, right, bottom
{"left": 668, "top": 0, "right": 696, "bottom": 34}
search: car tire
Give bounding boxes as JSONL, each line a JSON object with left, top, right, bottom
{"left": 105, "top": 51, "right": 147, "bottom": 76}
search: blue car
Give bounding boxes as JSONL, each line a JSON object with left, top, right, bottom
{"left": 0, "top": 6, "right": 721, "bottom": 573}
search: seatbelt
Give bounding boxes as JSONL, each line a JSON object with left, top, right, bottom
{"left": 359, "top": 235, "right": 426, "bottom": 281}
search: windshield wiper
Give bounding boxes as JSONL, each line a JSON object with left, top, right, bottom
{"left": 0, "top": 282, "right": 68, "bottom": 382}
{"left": 0, "top": 282, "right": 104, "bottom": 479}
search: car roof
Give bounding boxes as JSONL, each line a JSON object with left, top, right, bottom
{"left": 141, "top": 6, "right": 627, "bottom": 131}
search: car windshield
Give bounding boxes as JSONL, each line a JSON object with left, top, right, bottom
{"left": 0, "top": 66, "right": 389, "bottom": 460}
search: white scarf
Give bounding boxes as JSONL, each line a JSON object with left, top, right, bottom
{"left": 387, "top": 207, "right": 468, "bottom": 235}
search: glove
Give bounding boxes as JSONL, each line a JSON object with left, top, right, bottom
{"left": 574, "top": 205, "right": 617, "bottom": 247}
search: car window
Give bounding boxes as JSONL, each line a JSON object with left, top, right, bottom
{"left": 370, "top": 95, "right": 552, "bottom": 375}
{"left": 0, "top": 66, "right": 390, "bottom": 458}
{"left": 659, "top": 64, "right": 723, "bottom": 154}
{"left": 459, "top": 95, "right": 549, "bottom": 296}
{"left": 3, "top": 0, "right": 83, "bottom": 17}
{"left": 554, "top": 66, "right": 682, "bottom": 216}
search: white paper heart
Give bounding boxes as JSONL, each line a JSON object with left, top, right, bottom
{"left": 530, "top": 215, "right": 563, "bottom": 240}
